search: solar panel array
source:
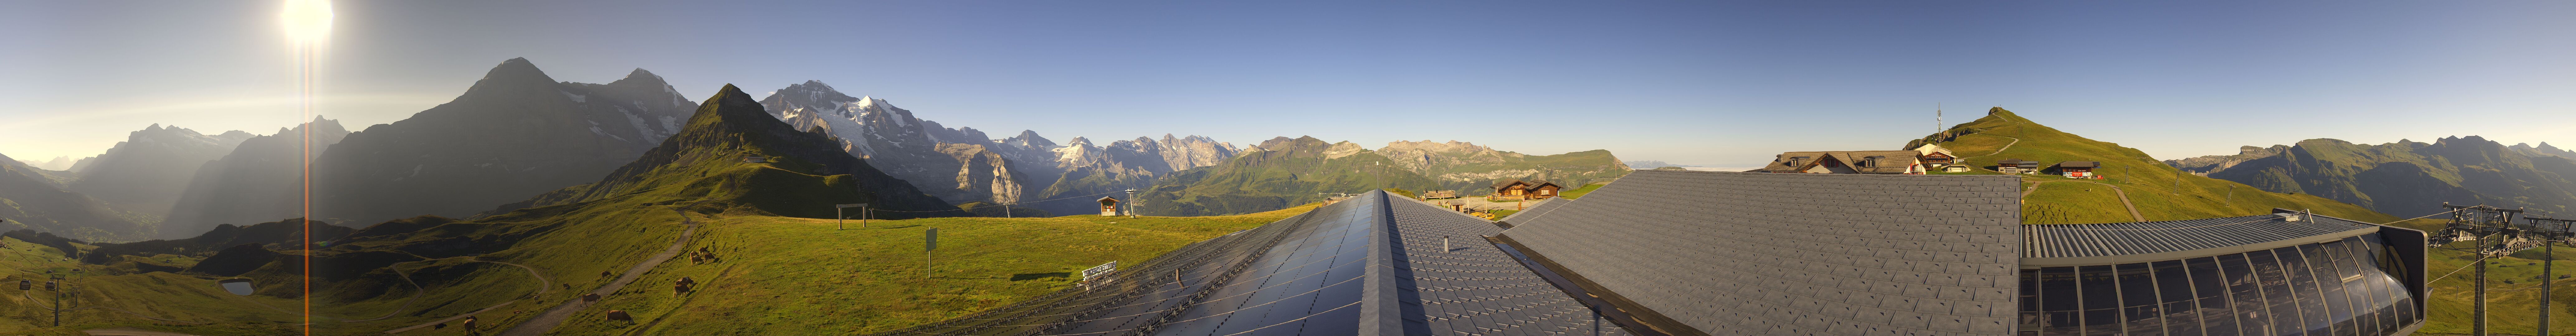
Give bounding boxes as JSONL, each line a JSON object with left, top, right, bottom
{"left": 872, "top": 190, "right": 1619, "bottom": 336}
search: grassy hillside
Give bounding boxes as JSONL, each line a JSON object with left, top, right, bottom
{"left": 551, "top": 204, "right": 1313, "bottom": 335}
{"left": 1920, "top": 108, "right": 2412, "bottom": 224}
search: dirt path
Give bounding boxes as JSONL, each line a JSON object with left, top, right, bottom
{"left": 2024, "top": 180, "right": 2146, "bottom": 222}
{"left": 379, "top": 259, "right": 555, "bottom": 334}
{"left": 497, "top": 200, "right": 707, "bottom": 336}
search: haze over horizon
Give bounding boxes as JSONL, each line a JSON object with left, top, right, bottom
{"left": 4, "top": 1, "right": 2571, "bottom": 167}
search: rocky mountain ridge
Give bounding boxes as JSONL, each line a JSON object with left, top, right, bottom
{"left": 310, "top": 58, "right": 698, "bottom": 226}
{"left": 754, "top": 81, "right": 1242, "bottom": 216}
{"left": 160, "top": 116, "right": 351, "bottom": 239}
{"left": 67, "top": 124, "right": 257, "bottom": 218}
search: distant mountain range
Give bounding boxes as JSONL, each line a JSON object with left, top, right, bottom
{"left": 2166, "top": 137, "right": 2576, "bottom": 217}
{"left": 14, "top": 156, "right": 81, "bottom": 171}
{"left": 68, "top": 124, "right": 255, "bottom": 218}
{"left": 0, "top": 152, "right": 150, "bottom": 241}
{"left": 754, "top": 80, "right": 1243, "bottom": 217}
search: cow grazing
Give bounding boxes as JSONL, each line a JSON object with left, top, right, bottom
{"left": 581, "top": 293, "right": 601, "bottom": 303}
{"left": 606, "top": 310, "right": 632, "bottom": 322}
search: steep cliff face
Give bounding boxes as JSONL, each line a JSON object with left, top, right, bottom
{"left": 1154, "top": 134, "right": 1238, "bottom": 171}
{"left": 757, "top": 81, "right": 1027, "bottom": 205}
{"left": 935, "top": 143, "right": 1028, "bottom": 204}
{"left": 753, "top": 81, "right": 1241, "bottom": 212}
{"left": 2164, "top": 145, "right": 2289, "bottom": 175}
{"left": 161, "top": 117, "right": 351, "bottom": 239}
{"left": 68, "top": 124, "right": 256, "bottom": 217}
{"left": 311, "top": 58, "right": 698, "bottom": 225}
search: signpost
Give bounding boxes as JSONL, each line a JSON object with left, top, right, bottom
{"left": 835, "top": 203, "right": 868, "bottom": 230}
{"left": 925, "top": 228, "right": 938, "bottom": 279}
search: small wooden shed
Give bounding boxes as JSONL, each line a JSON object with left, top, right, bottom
{"left": 1096, "top": 197, "right": 1121, "bottom": 216}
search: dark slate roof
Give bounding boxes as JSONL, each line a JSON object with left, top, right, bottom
{"left": 1495, "top": 179, "right": 1527, "bottom": 190}
{"left": 1499, "top": 170, "right": 2024, "bottom": 336}
{"left": 1496, "top": 197, "right": 1574, "bottom": 227}
{"left": 1762, "top": 151, "right": 1924, "bottom": 174}
{"left": 2055, "top": 161, "right": 2098, "bottom": 168}
{"left": 2021, "top": 210, "right": 2383, "bottom": 266}
{"left": 871, "top": 190, "right": 1624, "bottom": 336}
{"left": 1385, "top": 194, "right": 1630, "bottom": 335}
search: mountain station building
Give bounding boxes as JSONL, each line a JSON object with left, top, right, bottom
{"left": 878, "top": 170, "right": 2425, "bottom": 336}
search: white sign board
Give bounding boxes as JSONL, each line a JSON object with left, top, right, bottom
{"left": 1081, "top": 261, "right": 1117, "bottom": 283}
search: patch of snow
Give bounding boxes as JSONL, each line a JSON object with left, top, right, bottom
{"left": 562, "top": 91, "right": 587, "bottom": 103}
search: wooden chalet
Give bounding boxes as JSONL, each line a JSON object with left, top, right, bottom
{"left": 1490, "top": 179, "right": 1564, "bottom": 200}
{"left": 2055, "top": 161, "right": 2101, "bottom": 179}
{"left": 1759, "top": 151, "right": 1926, "bottom": 174}
{"left": 1912, "top": 144, "right": 1957, "bottom": 168}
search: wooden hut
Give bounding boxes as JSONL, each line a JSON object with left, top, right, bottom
{"left": 1096, "top": 197, "right": 1120, "bottom": 216}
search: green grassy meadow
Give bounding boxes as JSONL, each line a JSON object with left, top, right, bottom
{"left": 1927, "top": 108, "right": 2408, "bottom": 224}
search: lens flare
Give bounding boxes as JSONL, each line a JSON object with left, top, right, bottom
{"left": 281, "top": 0, "right": 333, "bottom": 44}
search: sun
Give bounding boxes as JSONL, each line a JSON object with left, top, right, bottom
{"left": 280, "top": 0, "right": 334, "bottom": 44}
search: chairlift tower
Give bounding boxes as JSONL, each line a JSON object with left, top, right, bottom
{"left": 2429, "top": 203, "right": 2528, "bottom": 336}
{"left": 2529, "top": 214, "right": 2576, "bottom": 336}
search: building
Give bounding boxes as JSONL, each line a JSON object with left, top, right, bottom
{"left": 1998, "top": 159, "right": 2043, "bottom": 174}
{"left": 1917, "top": 144, "right": 1960, "bottom": 169}
{"left": 1422, "top": 190, "right": 1459, "bottom": 199}
{"left": 1095, "top": 196, "right": 1120, "bottom": 216}
{"left": 876, "top": 170, "right": 2425, "bottom": 336}
{"left": 1761, "top": 151, "right": 1928, "bottom": 174}
{"left": 1493, "top": 179, "right": 1564, "bottom": 200}
{"left": 2021, "top": 209, "right": 2426, "bottom": 336}
{"left": 2054, "top": 161, "right": 2100, "bottom": 179}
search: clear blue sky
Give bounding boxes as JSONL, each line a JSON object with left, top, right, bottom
{"left": 4, "top": 1, "right": 2571, "bottom": 167}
